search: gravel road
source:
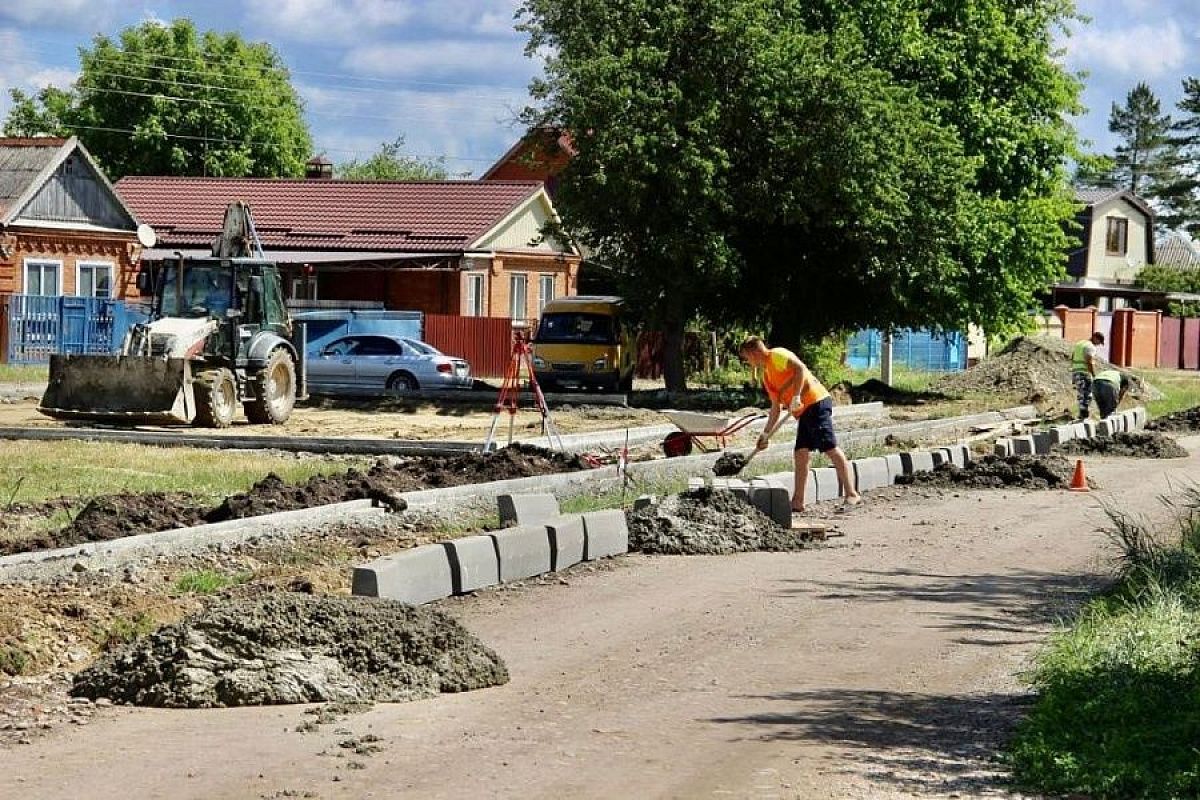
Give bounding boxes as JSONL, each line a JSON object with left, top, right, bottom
{"left": 5, "top": 444, "right": 1196, "bottom": 799}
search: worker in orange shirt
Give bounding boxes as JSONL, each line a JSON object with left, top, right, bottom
{"left": 739, "top": 336, "right": 861, "bottom": 513}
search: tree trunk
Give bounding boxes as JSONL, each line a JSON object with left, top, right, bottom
{"left": 661, "top": 316, "right": 687, "bottom": 392}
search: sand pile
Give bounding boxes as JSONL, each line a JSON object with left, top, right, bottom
{"left": 1056, "top": 431, "right": 1188, "bottom": 459}
{"left": 626, "top": 488, "right": 805, "bottom": 555}
{"left": 70, "top": 593, "right": 508, "bottom": 708}
{"left": 895, "top": 454, "right": 1080, "bottom": 490}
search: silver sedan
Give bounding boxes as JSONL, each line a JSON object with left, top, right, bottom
{"left": 306, "top": 334, "right": 471, "bottom": 395}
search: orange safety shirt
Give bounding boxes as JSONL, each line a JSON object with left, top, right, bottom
{"left": 762, "top": 347, "right": 830, "bottom": 415}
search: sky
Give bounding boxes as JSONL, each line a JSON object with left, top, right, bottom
{"left": 0, "top": 0, "right": 1197, "bottom": 178}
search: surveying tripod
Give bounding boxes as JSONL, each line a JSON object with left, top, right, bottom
{"left": 483, "top": 332, "right": 564, "bottom": 451}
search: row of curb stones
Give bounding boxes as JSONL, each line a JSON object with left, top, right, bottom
{"left": 352, "top": 494, "right": 629, "bottom": 604}
{"left": 993, "top": 407, "right": 1146, "bottom": 457}
{"left": 685, "top": 443, "right": 973, "bottom": 526}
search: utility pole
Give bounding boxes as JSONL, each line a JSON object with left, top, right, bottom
{"left": 880, "top": 332, "right": 894, "bottom": 385}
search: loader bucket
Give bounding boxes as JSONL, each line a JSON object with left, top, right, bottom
{"left": 38, "top": 355, "right": 195, "bottom": 425}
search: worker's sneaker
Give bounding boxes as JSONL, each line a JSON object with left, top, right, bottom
{"left": 837, "top": 496, "right": 863, "bottom": 512}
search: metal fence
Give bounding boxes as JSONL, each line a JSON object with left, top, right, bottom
{"left": 846, "top": 329, "right": 968, "bottom": 373}
{"left": 5, "top": 295, "right": 150, "bottom": 364}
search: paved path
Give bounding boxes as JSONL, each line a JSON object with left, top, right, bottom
{"left": 4, "top": 446, "right": 1194, "bottom": 799}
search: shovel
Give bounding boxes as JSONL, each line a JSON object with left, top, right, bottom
{"left": 712, "top": 415, "right": 789, "bottom": 477}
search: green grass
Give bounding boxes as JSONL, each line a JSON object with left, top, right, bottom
{"left": 172, "top": 569, "right": 250, "bottom": 595}
{"left": 95, "top": 612, "right": 157, "bottom": 651}
{"left": 0, "top": 364, "right": 47, "bottom": 384}
{"left": 1137, "top": 367, "right": 1200, "bottom": 418}
{"left": 0, "top": 441, "right": 368, "bottom": 506}
{"left": 1007, "top": 498, "right": 1200, "bottom": 798}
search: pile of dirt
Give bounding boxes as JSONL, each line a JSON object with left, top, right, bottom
{"left": 15, "top": 444, "right": 586, "bottom": 556}
{"left": 626, "top": 488, "right": 805, "bottom": 555}
{"left": 1145, "top": 406, "right": 1200, "bottom": 433}
{"left": 934, "top": 336, "right": 1079, "bottom": 403}
{"left": 1056, "top": 431, "right": 1188, "bottom": 459}
{"left": 895, "top": 454, "right": 1080, "bottom": 490}
{"left": 70, "top": 593, "right": 509, "bottom": 708}
{"left": 712, "top": 451, "right": 750, "bottom": 477}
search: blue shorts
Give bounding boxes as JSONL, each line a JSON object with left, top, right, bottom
{"left": 794, "top": 397, "right": 838, "bottom": 452}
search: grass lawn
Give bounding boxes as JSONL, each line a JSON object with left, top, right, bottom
{"left": 1136, "top": 367, "right": 1200, "bottom": 417}
{"left": 0, "top": 440, "right": 366, "bottom": 507}
{"left": 0, "top": 364, "right": 48, "bottom": 384}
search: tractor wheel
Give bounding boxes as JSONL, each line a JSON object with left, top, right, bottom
{"left": 244, "top": 348, "right": 297, "bottom": 424}
{"left": 193, "top": 367, "right": 238, "bottom": 428}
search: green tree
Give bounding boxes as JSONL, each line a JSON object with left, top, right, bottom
{"left": 338, "top": 136, "right": 448, "bottom": 180}
{"left": 2, "top": 19, "right": 312, "bottom": 178}
{"left": 3, "top": 86, "right": 73, "bottom": 137}
{"left": 1108, "top": 82, "right": 1176, "bottom": 196}
{"left": 1158, "top": 77, "right": 1200, "bottom": 234}
{"left": 519, "top": 0, "right": 1081, "bottom": 388}
{"left": 1135, "top": 263, "right": 1200, "bottom": 316}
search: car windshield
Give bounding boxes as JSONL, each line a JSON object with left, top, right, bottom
{"left": 402, "top": 338, "right": 440, "bottom": 356}
{"left": 535, "top": 312, "right": 615, "bottom": 344}
{"left": 159, "top": 264, "right": 234, "bottom": 318}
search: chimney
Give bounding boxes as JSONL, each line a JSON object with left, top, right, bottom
{"left": 305, "top": 154, "right": 333, "bottom": 180}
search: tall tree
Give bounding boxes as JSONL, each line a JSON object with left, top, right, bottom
{"left": 2, "top": 19, "right": 312, "bottom": 179}
{"left": 3, "top": 86, "right": 74, "bottom": 137}
{"left": 338, "top": 136, "right": 448, "bottom": 180}
{"left": 519, "top": 0, "right": 1081, "bottom": 388}
{"left": 1108, "top": 82, "right": 1176, "bottom": 196}
{"left": 1158, "top": 77, "right": 1200, "bottom": 234}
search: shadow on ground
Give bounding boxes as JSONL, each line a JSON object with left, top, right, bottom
{"left": 709, "top": 688, "right": 1031, "bottom": 797}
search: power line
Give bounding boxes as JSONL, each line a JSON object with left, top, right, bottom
{"left": 58, "top": 122, "right": 502, "bottom": 163}
{"left": 15, "top": 36, "right": 534, "bottom": 94}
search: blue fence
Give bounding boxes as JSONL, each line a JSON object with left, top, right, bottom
{"left": 6, "top": 295, "right": 150, "bottom": 364}
{"left": 846, "top": 329, "right": 967, "bottom": 373}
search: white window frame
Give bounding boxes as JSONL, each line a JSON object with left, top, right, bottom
{"left": 290, "top": 276, "right": 318, "bottom": 301}
{"left": 509, "top": 272, "right": 528, "bottom": 320}
{"left": 465, "top": 272, "right": 486, "bottom": 317}
{"left": 23, "top": 258, "right": 62, "bottom": 296}
{"left": 538, "top": 274, "right": 556, "bottom": 314}
{"left": 76, "top": 260, "right": 114, "bottom": 299}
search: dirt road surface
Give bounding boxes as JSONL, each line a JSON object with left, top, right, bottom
{"left": 5, "top": 447, "right": 1195, "bottom": 799}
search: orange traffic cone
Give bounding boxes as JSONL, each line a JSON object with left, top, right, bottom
{"left": 1069, "top": 459, "right": 1089, "bottom": 492}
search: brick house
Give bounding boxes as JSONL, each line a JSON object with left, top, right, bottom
{"left": 0, "top": 137, "right": 143, "bottom": 301}
{"left": 481, "top": 127, "right": 573, "bottom": 198}
{"left": 115, "top": 175, "right": 580, "bottom": 322}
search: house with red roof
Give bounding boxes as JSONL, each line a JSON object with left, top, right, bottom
{"left": 115, "top": 167, "right": 580, "bottom": 322}
{"left": 481, "top": 128, "right": 573, "bottom": 199}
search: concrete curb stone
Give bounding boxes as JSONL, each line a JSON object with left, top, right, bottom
{"left": 442, "top": 535, "right": 500, "bottom": 595}
{"left": 852, "top": 457, "right": 890, "bottom": 492}
{"left": 811, "top": 467, "right": 841, "bottom": 502}
{"left": 581, "top": 510, "right": 629, "bottom": 560}
{"left": 498, "top": 493, "right": 560, "bottom": 527}
{"left": 352, "top": 544, "right": 453, "bottom": 604}
{"left": 546, "top": 515, "right": 586, "bottom": 571}
{"left": 492, "top": 525, "right": 552, "bottom": 582}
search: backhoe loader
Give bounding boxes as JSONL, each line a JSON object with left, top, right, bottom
{"left": 39, "top": 202, "right": 305, "bottom": 428}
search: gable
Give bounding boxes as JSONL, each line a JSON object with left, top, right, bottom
{"left": 1091, "top": 195, "right": 1151, "bottom": 225}
{"left": 471, "top": 190, "right": 576, "bottom": 255}
{"left": 13, "top": 150, "right": 136, "bottom": 231}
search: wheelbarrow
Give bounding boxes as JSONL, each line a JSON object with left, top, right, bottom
{"left": 658, "top": 410, "right": 766, "bottom": 457}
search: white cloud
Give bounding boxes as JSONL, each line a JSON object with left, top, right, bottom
{"left": 244, "top": 0, "right": 414, "bottom": 45}
{"left": 0, "top": 28, "right": 78, "bottom": 124}
{"left": 1065, "top": 18, "right": 1188, "bottom": 79}
{"left": 342, "top": 39, "right": 534, "bottom": 81}
{"left": 0, "top": 0, "right": 122, "bottom": 31}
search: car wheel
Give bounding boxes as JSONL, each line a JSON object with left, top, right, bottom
{"left": 387, "top": 372, "right": 419, "bottom": 393}
{"left": 194, "top": 367, "right": 237, "bottom": 428}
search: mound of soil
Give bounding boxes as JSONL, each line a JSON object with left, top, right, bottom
{"left": 1145, "top": 406, "right": 1200, "bottom": 433}
{"left": 895, "top": 454, "right": 1080, "bottom": 490}
{"left": 1056, "top": 431, "right": 1188, "bottom": 459}
{"left": 18, "top": 444, "right": 586, "bottom": 557}
{"left": 627, "top": 488, "right": 805, "bottom": 555}
{"left": 70, "top": 593, "right": 509, "bottom": 708}
{"left": 712, "top": 451, "right": 750, "bottom": 477}
{"left": 935, "top": 337, "right": 1077, "bottom": 403}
